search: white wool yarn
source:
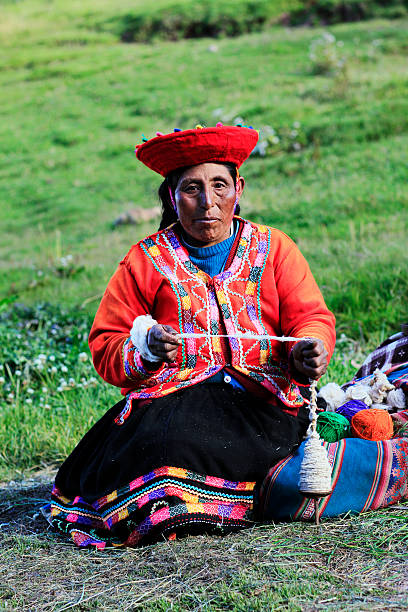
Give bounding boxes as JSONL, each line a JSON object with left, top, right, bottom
{"left": 369, "top": 368, "right": 394, "bottom": 403}
{"left": 298, "top": 431, "right": 332, "bottom": 495}
{"left": 317, "top": 382, "right": 346, "bottom": 412}
{"left": 345, "top": 384, "right": 373, "bottom": 406}
{"left": 130, "top": 315, "right": 162, "bottom": 363}
{"left": 387, "top": 388, "right": 406, "bottom": 410}
{"left": 298, "top": 380, "right": 332, "bottom": 497}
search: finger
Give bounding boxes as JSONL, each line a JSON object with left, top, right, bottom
{"left": 149, "top": 346, "right": 179, "bottom": 363}
{"left": 298, "top": 364, "right": 326, "bottom": 380}
{"left": 303, "top": 357, "right": 325, "bottom": 369}
{"left": 150, "top": 327, "right": 180, "bottom": 346}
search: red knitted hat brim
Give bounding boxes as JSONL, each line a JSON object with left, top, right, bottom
{"left": 135, "top": 126, "right": 258, "bottom": 177}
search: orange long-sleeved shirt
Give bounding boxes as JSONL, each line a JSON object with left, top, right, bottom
{"left": 89, "top": 218, "right": 335, "bottom": 412}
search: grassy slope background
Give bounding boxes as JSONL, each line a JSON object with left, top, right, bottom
{"left": 0, "top": 0, "right": 407, "bottom": 475}
{"left": 0, "top": 3, "right": 407, "bottom": 609}
{"left": 0, "top": 0, "right": 407, "bottom": 477}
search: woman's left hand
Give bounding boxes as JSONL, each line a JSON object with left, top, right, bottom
{"left": 291, "top": 338, "right": 328, "bottom": 380}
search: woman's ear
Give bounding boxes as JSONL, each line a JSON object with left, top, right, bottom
{"left": 236, "top": 176, "right": 245, "bottom": 199}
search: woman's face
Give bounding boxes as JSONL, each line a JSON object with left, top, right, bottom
{"left": 174, "top": 163, "right": 244, "bottom": 247}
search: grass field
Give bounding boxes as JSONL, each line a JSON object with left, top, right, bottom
{"left": 0, "top": 1, "right": 407, "bottom": 609}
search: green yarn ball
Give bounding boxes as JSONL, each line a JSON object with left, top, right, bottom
{"left": 316, "top": 411, "right": 351, "bottom": 442}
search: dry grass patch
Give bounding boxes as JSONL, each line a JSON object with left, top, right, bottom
{"left": 0, "top": 474, "right": 407, "bottom": 610}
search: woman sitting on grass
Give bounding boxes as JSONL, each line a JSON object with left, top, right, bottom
{"left": 50, "top": 124, "right": 338, "bottom": 548}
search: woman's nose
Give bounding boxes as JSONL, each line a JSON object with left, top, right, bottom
{"left": 200, "top": 187, "right": 212, "bottom": 208}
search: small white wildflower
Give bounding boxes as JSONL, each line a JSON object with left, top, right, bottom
{"left": 59, "top": 254, "right": 73, "bottom": 268}
{"left": 51, "top": 366, "right": 57, "bottom": 374}
{"left": 290, "top": 129, "right": 298, "bottom": 138}
{"left": 61, "top": 364, "right": 68, "bottom": 373}
{"left": 15, "top": 370, "right": 22, "bottom": 377}
{"left": 26, "top": 398, "right": 33, "bottom": 405}
{"left": 0, "top": 376, "right": 5, "bottom": 384}
{"left": 38, "top": 354, "right": 46, "bottom": 361}
{"left": 78, "top": 352, "right": 88, "bottom": 362}
{"left": 44, "top": 403, "right": 51, "bottom": 409}
{"left": 68, "top": 378, "right": 75, "bottom": 385}
{"left": 42, "top": 386, "right": 48, "bottom": 393}
{"left": 27, "top": 388, "right": 35, "bottom": 395}
{"left": 293, "top": 142, "right": 301, "bottom": 151}
{"left": 293, "top": 121, "right": 300, "bottom": 129}
{"left": 7, "top": 392, "right": 14, "bottom": 400}
{"left": 233, "top": 116, "right": 245, "bottom": 126}
{"left": 49, "top": 355, "right": 55, "bottom": 362}
{"left": 271, "top": 136, "right": 280, "bottom": 144}
{"left": 37, "top": 270, "right": 44, "bottom": 277}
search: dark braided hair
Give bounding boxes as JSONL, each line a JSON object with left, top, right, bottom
{"left": 157, "top": 162, "right": 240, "bottom": 231}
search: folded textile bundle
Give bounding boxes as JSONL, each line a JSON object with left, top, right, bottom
{"left": 256, "top": 433, "right": 408, "bottom": 521}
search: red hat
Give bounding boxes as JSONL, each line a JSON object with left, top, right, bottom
{"left": 135, "top": 124, "right": 258, "bottom": 177}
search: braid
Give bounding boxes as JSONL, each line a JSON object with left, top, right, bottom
{"left": 158, "top": 178, "right": 178, "bottom": 230}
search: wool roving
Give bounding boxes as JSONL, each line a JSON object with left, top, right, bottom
{"left": 316, "top": 412, "right": 351, "bottom": 442}
{"left": 317, "top": 382, "right": 346, "bottom": 412}
{"left": 369, "top": 368, "right": 395, "bottom": 404}
{"left": 386, "top": 388, "right": 406, "bottom": 410}
{"left": 336, "top": 399, "right": 369, "bottom": 422}
{"left": 345, "top": 384, "right": 373, "bottom": 406}
{"left": 351, "top": 408, "right": 394, "bottom": 441}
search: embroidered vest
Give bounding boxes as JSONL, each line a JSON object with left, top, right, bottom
{"left": 121, "top": 219, "right": 305, "bottom": 414}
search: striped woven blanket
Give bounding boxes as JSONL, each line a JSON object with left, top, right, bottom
{"left": 256, "top": 434, "right": 408, "bottom": 521}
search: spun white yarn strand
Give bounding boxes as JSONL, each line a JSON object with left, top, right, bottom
{"left": 178, "top": 332, "right": 308, "bottom": 342}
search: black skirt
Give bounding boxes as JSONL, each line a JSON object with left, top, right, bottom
{"left": 51, "top": 384, "right": 309, "bottom": 548}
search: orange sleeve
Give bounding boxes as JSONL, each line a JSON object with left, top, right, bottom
{"left": 88, "top": 254, "right": 166, "bottom": 390}
{"left": 273, "top": 235, "right": 336, "bottom": 360}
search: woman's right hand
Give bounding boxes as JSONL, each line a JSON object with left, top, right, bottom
{"left": 147, "top": 324, "right": 181, "bottom": 363}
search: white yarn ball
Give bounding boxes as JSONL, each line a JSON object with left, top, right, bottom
{"left": 298, "top": 432, "right": 332, "bottom": 495}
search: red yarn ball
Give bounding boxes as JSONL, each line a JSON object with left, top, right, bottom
{"left": 351, "top": 408, "right": 394, "bottom": 441}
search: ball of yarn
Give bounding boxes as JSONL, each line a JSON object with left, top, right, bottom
{"left": 316, "top": 412, "right": 351, "bottom": 442}
{"left": 351, "top": 408, "right": 394, "bottom": 441}
{"left": 336, "top": 399, "right": 369, "bottom": 422}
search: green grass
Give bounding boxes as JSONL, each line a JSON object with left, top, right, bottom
{"left": 0, "top": 7, "right": 407, "bottom": 479}
{"left": 1, "top": 16, "right": 407, "bottom": 338}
